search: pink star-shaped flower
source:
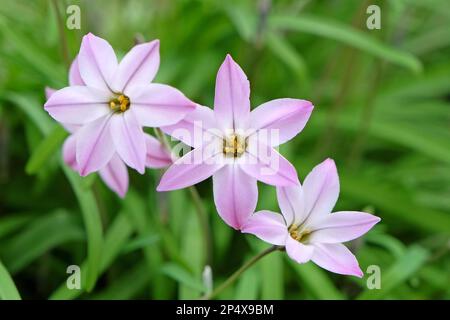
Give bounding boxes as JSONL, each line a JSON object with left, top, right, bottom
{"left": 242, "top": 159, "right": 381, "bottom": 277}
{"left": 46, "top": 57, "right": 171, "bottom": 197}
{"left": 158, "top": 55, "right": 313, "bottom": 230}
{"left": 44, "top": 33, "right": 195, "bottom": 176}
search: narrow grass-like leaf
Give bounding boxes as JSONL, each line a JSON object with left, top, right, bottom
{"left": 50, "top": 211, "right": 134, "bottom": 299}
{"left": 62, "top": 166, "right": 104, "bottom": 292}
{"left": 288, "top": 259, "right": 344, "bottom": 299}
{"left": 26, "top": 125, "right": 67, "bottom": 174}
{"left": 0, "top": 260, "right": 21, "bottom": 300}
{"left": 357, "top": 245, "right": 429, "bottom": 299}
{"left": 260, "top": 250, "right": 284, "bottom": 299}
{"left": 0, "top": 210, "right": 83, "bottom": 273}
{"left": 161, "top": 263, "right": 206, "bottom": 292}
{"left": 270, "top": 14, "right": 422, "bottom": 73}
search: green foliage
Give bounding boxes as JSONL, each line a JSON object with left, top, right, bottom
{"left": 0, "top": 0, "right": 449, "bottom": 300}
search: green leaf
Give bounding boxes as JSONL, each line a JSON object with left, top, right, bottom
{"left": 0, "top": 210, "right": 83, "bottom": 273}
{"left": 62, "top": 166, "right": 104, "bottom": 292}
{"left": 7, "top": 93, "right": 53, "bottom": 135}
{"left": 235, "top": 267, "right": 259, "bottom": 299}
{"left": 50, "top": 211, "right": 134, "bottom": 300}
{"left": 265, "top": 32, "right": 308, "bottom": 84}
{"left": 357, "top": 245, "right": 429, "bottom": 299}
{"left": 161, "top": 263, "right": 205, "bottom": 292}
{"left": 0, "top": 260, "right": 21, "bottom": 300}
{"left": 270, "top": 14, "right": 422, "bottom": 73}
{"left": 288, "top": 259, "right": 344, "bottom": 299}
{"left": 91, "top": 262, "right": 150, "bottom": 300}
{"left": 341, "top": 173, "right": 450, "bottom": 234}
{"left": 26, "top": 125, "right": 67, "bottom": 174}
{"left": 0, "top": 214, "right": 34, "bottom": 239}
{"left": 260, "top": 250, "right": 284, "bottom": 299}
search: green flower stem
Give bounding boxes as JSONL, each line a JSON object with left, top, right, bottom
{"left": 201, "top": 245, "right": 281, "bottom": 300}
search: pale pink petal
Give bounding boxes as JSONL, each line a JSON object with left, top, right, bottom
{"left": 311, "top": 243, "right": 363, "bottom": 277}
{"left": 61, "top": 123, "right": 80, "bottom": 134}
{"left": 213, "top": 164, "right": 258, "bottom": 229}
{"left": 309, "top": 211, "right": 381, "bottom": 244}
{"left": 285, "top": 236, "right": 314, "bottom": 264}
{"left": 214, "top": 54, "right": 250, "bottom": 131}
{"left": 62, "top": 134, "right": 78, "bottom": 171}
{"left": 241, "top": 210, "right": 288, "bottom": 245}
{"left": 113, "top": 40, "right": 160, "bottom": 93}
{"left": 130, "top": 84, "right": 196, "bottom": 127}
{"left": 157, "top": 147, "right": 224, "bottom": 191}
{"left": 44, "top": 86, "right": 111, "bottom": 125}
{"left": 162, "top": 104, "right": 218, "bottom": 148}
{"left": 109, "top": 111, "right": 146, "bottom": 174}
{"left": 45, "top": 87, "right": 56, "bottom": 99}
{"left": 239, "top": 142, "right": 299, "bottom": 187}
{"left": 302, "top": 159, "right": 340, "bottom": 225}
{"left": 69, "top": 57, "right": 85, "bottom": 86}
{"left": 250, "top": 98, "right": 313, "bottom": 146}
{"left": 78, "top": 33, "right": 117, "bottom": 91}
{"left": 99, "top": 153, "right": 129, "bottom": 198}
{"left": 145, "top": 134, "right": 172, "bottom": 168}
{"left": 276, "top": 186, "right": 305, "bottom": 227}
{"left": 76, "top": 115, "right": 115, "bottom": 176}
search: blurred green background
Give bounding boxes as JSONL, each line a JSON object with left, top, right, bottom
{"left": 0, "top": 0, "right": 449, "bottom": 300}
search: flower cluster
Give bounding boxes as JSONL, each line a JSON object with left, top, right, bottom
{"left": 44, "top": 34, "right": 380, "bottom": 277}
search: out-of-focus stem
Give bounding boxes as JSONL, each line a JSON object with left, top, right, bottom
{"left": 154, "top": 128, "right": 213, "bottom": 266}
{"left": 52, "top": 0, "right": 70, "bottom": 68}
{"left": 200, "top": 246, "right": 280, "bottom": 300}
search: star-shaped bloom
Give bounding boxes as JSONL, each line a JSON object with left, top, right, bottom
{"left": 242, "top": 159, "right": 380, "bottom": 277}
{"left": 46, "top": 57, "right": 171, "bottom": 197}
{"left": 158, "top": 55, "right": 313, "bottom": 230}
{"left": 44, "top": 33, "right": 195, "bottom": 176}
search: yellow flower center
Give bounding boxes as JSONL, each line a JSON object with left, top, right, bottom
{"left": 223, "top": 134, "right": 246, "bottom": 158}
{"left": 288, "top": 224, "right": 311, "bottom": 243}
{"left": 109, "top": 94, "right": 130, "bottom": 113}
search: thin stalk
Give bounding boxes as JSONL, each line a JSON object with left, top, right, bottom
{"left": 154, "top": 128, "right": 213, "bottom": 266}
{"left": 200, "top": 245, "right": 280, "bottom": 300}
{"left": 52, "top": 0, "right": 70, "bottom": 68}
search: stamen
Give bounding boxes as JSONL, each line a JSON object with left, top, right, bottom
{"left": 288, "top": 224, "right": 311, "bottom": 243}
{"left": 223, "top": 134, "right": 246, "bottom": 158}
{"left": 109, "top": 94, "right": 130, "bottom": 113}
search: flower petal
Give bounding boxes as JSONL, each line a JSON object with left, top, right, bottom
{"left": 241, "top": 210, "right": 288, "bottom": 245}
{"left": 239, "top": 140, "right": 299, "bottom": 187}
{"left": 109, "top": 111, "right": 147, "bottom": 174}
{"left": 214, "top": 54, "right": 250, "bottom": 131}
{"left": 44, "top": 86, "right": 111, "bottom": 125}
{"left": 276, "top": 186, "right": 305, "bottom": 227}
{"left": 213, "top": 164, "right": 258, "bottom": 229}
{"left": 302, "top": 158, "right": 340, "bottom": 225}
{"left": 76, "top": 115, "right": 115, "bottom": 176}
{"left": 78, "top": 33, "right": 117, "bottom": 91}
{"left": 130, "top": 83, "right": 196, "bottom": 127}
{"left": 62, "top": 134, "right": 78, "bottom": 171}
{"left": 113, "top": 40, "right": 160, "bottom": 92}
{"left": 145, "top": 134, "right": 172, "bottom": 168}
{"left": 250, "top": 98, "right": 313, "bottom": 146}
{"left": 311, "top": 243, "right": 363, "bottom": 277}
{"left": 285, "top": 236, "right": 314, "bottom": 264}
{"left": 69, "top": 56, "right": 85, "bottom": 86}
{"left": 309, "top": 211, "right": 381, "bottom": 244}
{"left": 157, "top": 146, "right": 224, "bottom": 191}
{"left": 98, "top": 153, "right": 129, "bottom": 198}
{"left": 162, "top": 104, "right": 218, "bottom": 148}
